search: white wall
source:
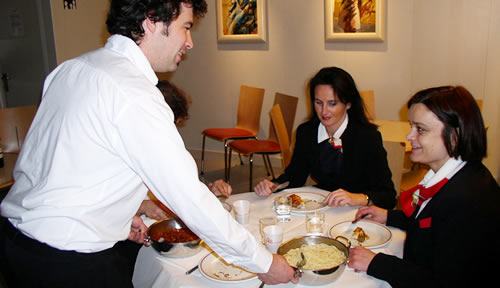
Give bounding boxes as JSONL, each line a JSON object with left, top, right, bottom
{"left": 165, "top": 0, "right": 500, "bottom": 180}
{"left": 48, "top": 0, "right": 500, "bottom": 180}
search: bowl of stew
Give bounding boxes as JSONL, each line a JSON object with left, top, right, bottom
{"left": 145, "top": 217, "right": 202, "bottom": 258}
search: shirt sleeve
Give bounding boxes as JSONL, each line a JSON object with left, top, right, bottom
{"left": 112, "top": 91, "right": 272, "bottom": 273}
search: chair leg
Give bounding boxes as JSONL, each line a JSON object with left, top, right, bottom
{"left": 200, "top": 135, "right": 206, "bottom": 176}
{"left": 227, "top": 147, "right": 232, "bottom": 183}
{"left": 224, "top": 140, "right": 229, "bottom": 181}
{"left": 264, "top": 154, "right": 276, "bottom": 179}
{"left": 238, "top": 152, "right": 244, "bottom": 165}
{"left": 262, "top": 154, "right": 271, "bottom": 176}
{"left": 249, "top": 154, "right": 254, "bottom": 192}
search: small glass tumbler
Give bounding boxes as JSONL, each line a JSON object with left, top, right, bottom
{"left": 259, "top": 217, "right": 277, "bottom": 244}
{"left": 305, "top": 212, "right": 325, "bottom": 235}
{"left": 274, "top": 195, "right": 292, "bottom": 222}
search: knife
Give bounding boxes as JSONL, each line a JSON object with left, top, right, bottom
{"left": 185, "top": 265, "right": 198, "bottom": 275}
{"left": 271, "top": 181, "right": 290, "bottom": 193}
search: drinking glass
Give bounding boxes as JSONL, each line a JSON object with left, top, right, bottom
{"left": 259, "top": 217, "right": 277, "bottom": 244}
{"left": 305, "top": 212, "right": 325, "bottom": 235}
{"left": 274, "top": 195, "right": 292, "bottom": 222}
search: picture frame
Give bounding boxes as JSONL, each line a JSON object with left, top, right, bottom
{"left": 325, "top": 0, "right": 386, "bottom": 42}
{"left": 216, "top": 0, "right": 267, "bottom": 43}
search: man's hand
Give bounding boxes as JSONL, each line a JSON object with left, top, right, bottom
{"left": 258, "top": 254, "right": 297, "bottom": 284}
{"left": 128, "top": 215, "right": 149, "bottom": 245}
{"left": 209, "top": 179, "right": 232, "bottom": 198}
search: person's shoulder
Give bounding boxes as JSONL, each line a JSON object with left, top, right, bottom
{"left": 346, "top": 120, "right": 380, "bottom": 139}
{"left": 296, "top": 119, "right": 317, "bottom": 134}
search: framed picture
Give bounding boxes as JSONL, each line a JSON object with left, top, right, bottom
{"left": 325, "top": 0, "right": 386, "bottom": 42}
{"left": 216, "top": 0, "right": 267, "bottom": 43}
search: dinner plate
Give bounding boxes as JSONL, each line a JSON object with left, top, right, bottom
{"left": 328, "top": 220, "right": 392, "bottom": 248}
{"left": 199, "top": 252, "right": 257, "bottom": 283}
{"left": 284, "top": 192, "right": 328, "bottom": 215}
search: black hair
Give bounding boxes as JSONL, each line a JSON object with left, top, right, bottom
{"left": 407, "top": 86, "right": 487, "bottom": 161}
{"left": 308, "top": 66, "right": 375, "bottom": 128}
{"left": 106, "top": 0, "right": 207, "bottom": 43}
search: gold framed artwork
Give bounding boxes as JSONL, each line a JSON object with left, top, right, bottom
{"left": 216, "top": 0, "right": 267, "bottom": 43}
{"left": 325, "top": 0, "right": 386, "bottom": 42}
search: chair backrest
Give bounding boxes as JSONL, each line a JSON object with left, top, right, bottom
{"left": 235, "top": 85, "right": 265, "bottom": 135}
{"left": 270, "top": 104, "right": 292, "bottom": 170}
{"left": 359, "top": 90, "right": 376, "bottom": 120}
{"left": 0, "top": 105, "right": 37, "bottom": 153}
{"left": 475, "top": 99, "right": 483, "bottom": 111}
{"left": 382, "top": 141, "right": 406, "bottom": 196}
{"left": 268, "top": 92, "right": 298, "bottom": 143}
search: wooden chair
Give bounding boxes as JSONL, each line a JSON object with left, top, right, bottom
{"left": 200, "top": 85, "right": 265, "bottom": 180}
{"left": 382, "top": 141, "right": 406, "bottom": 197}
{"left": 475, "top": 99, "right": 483, "bottom": 111}
{"left": 360, "top": 90, "right": 376, "bottom": 120}
{"left": 270, "top": 104, "right": 292, "bottom": 172}
{"left": 227, "top": 93, "right": 298, "bottom": 191}
{"left": 0, "top": 105, "right": 37, "bottom": 153}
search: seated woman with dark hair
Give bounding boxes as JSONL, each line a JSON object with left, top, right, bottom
{"left": 254, "top": 66, "right": 397, "bottom": 209}
{"left": 348, "top": 86, "right": 499, "bottom": 287}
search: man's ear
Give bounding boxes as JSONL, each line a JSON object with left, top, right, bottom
{"left": 142, "top": 17, "right": 158, "bottom": 35}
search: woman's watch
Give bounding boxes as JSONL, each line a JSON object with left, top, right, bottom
{"left": 363, "top": 194, "right": 371, "bottom": 205}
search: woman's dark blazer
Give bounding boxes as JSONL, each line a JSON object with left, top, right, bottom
{"left": 274, "top": 119, "right": 397, "bottom": 209}
{"left": 367, "top": 160, "right": 500, "bottom": 287}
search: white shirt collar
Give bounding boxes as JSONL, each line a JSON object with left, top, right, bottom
{"left": 415, "top": 157, "right": 466, "bottom": 217}
{"left": 317, "top": 114, "right": 349, "bottom": 143}
{"left": 105, "top": 34, "right": 158, "bottom": 85}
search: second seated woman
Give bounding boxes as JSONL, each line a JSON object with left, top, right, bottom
{"left": 254, "top": 67, "right": 397, "bottom": 209}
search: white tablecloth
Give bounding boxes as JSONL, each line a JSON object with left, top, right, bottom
{"left": 132, "top": 187, "right": 406, "bottom": 287}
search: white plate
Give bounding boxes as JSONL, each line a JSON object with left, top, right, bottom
{"left": 328, "top": 220, "right": 392, "bottom": 248}
{"left": 284, "top": 192, "right": 328, "bottom": 215}
{"left": 199, "top": 252, "right": 257, "bottom": 283}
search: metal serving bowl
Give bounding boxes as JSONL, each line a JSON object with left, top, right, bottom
{"left": 277, "top": 235, "right": 350, "bottom": 286}
{"left": 145, "top": 217, "right": 202, "bottom": 258}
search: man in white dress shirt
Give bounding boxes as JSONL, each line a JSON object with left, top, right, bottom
{"left": 0, "top": 0, "right": 295, "bottom": 287}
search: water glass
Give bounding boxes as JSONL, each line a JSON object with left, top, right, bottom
{"left": 259, "top": 217, "right": 277, "bottom": 244}
{"left": 274, "top": 195, "right": 292, "bottom": 222}
{"left": 305, "top": 212, "right": 325, "bottom": 235}
{"left": 263, "top": 225, "right": 283, "bottom": 253}
{"left": 233, "top": 200, "right": 250, "bottom": 225}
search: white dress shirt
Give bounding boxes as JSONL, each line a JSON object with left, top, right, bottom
{"left": 0, "top": 35, "right": 272, "bottom": 273}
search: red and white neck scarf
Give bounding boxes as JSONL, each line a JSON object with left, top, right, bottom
{"left": 318, "top": 114, "right": 348, "bottom": 152}
{"left": 400, "top": 157, "right": 466, "bottom": 217}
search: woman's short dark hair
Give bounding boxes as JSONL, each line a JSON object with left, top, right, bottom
{"left": 106, "top": 0, "right": 207, "bottom": 43}
{"left": 157, "top": 80, "right": 190, "bottom": 123}
{"left": 407, "top": 86, "right": 487, "bottom": 161}
{"left": 308, "top": 66, "right": 374, "bottom": 128}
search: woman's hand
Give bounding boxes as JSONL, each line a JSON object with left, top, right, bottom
{"left": 254, "top": 179, "right": 276, "bottom": 197}
{"left": 353, "top": 206, "right": 388, "bottom": 224}
{"left": 324, "top": 189, "right": 368, "bottom": 207}
{"left": 136, "top": 200, "right": 169, "bottom": 220}
{"left": 348, "top": 246, "right": 376, "bottom": 272}
{"left": 209, "top": 179, "right": 232, "bottom": 198}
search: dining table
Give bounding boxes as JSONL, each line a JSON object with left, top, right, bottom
{"left": 0, "top": 153, "right": 18, "bottom": 190}
{"left": 132, "top": 186, "right": 406, "bottom": 288}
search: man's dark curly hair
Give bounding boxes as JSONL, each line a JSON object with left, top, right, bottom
{"left": 106, "top": 0, "right": 207, "bottom": 43}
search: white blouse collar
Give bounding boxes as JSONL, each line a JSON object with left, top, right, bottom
{"left": 317, "top": 114, "right": 349, "bottom": 143}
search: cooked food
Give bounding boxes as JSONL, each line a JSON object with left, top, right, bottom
{"left": 151, "top": 228, "right": 198, "bottom": 243}
{"left": 283, "top": 243, "right": 346, "bottom": 270}
{"left": 289, "top": 194, "right": 304, "bottom": 209}
{"left": 352, "top": 227, "right": 369, "bottom": 243}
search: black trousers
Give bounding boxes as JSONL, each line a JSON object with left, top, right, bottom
{"left": 0, "top": 217, "right": 138, "bottom": 288}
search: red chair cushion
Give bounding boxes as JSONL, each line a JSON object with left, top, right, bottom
{"left": 229, "top": 139, "right": 280, "bottom": 155}
{"left": 202, "top": 128, "right": 255, "bottom": 141}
